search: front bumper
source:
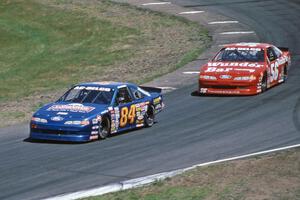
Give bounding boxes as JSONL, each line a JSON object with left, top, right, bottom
{"left": 29, "top": 123, "right": 95, "bottom": 142}
{"left": 199, "top": 79, "right": 260, "bottom": 95}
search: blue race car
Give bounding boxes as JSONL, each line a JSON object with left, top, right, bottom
{"left": 30, "top": 82, "right": 164, "bottom": 142}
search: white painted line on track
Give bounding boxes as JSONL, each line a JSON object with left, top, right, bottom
{"left": 208, "top": 20, "right": 238, "bottom": 24}
{"left": 220, "top": 31, "right": 255, "bottom": 35}
{"left": 179, "top": 11, "right": 204, "bottom": 15}
{"left": 142, "top": 2, "right": 171, "bottom": 6}
{"left": 156, "top": 86, "right": 177, "bottom": 90}
{"left": 183, "top": 71, "right": 200, "bottom": 74}
{"left": 44, "top": 184, "right": 122, "bottom": 200}
{"left": 44, "top": 143, "right": 300, "bottom": 200}
{"left": 192, "top": 143, "right": 300, "bottom": 168}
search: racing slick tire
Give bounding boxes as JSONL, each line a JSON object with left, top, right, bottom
{"left": 99, "top": 117, "right": 110, "bottom": 139}
{"left": 145, "top": 105, "right": 155, "bottom": 127}
{"left": 261, "top": 72, "right": 268, "bottom": 93}
{"left": 283, "top": 65, "right": 288, "bottom": 82}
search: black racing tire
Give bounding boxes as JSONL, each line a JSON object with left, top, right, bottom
{"left": 283, "top": 65, "right": 288, "bottom": 82}
{"left": 261, "top": 72, "right": 268, "bottom": 93}
{"left": 98, "top": 117, "right": 110, "bottom": 139}
{"left": 145, "top": 105, "right": 155, "bottom": 127}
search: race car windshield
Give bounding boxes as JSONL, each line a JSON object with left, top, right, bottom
{"left": 59, "top": 86, "right": 114, "bottom": 105}
{"left": 214, "top": 48, "right": 265, "bottom": 62}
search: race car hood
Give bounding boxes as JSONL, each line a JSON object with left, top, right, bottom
{"left": 34, "top": 102, "right": 109, "bottom": 121}
{"left": 201, "top": 61, "right": 265, "bottom": 76}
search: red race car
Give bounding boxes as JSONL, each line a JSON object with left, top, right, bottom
{"left": 199, "top": 43, "right": 291, "bottom": 95}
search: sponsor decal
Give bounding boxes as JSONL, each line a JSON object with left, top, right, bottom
{"left": 153, "top": 97, "right": 161, "bottom": 104}
{"left": 109, "top": 107, "right": 120, "bottom": 134}
{"left": 74, "top": 86, "right": 111, "bottom": 92}
{"left": 205, "top": 67, "right": 233, "bottom": 73}
{"left": 137, "top": 115, "right": 144, "bottom": 120}
{"left": 234, "top": 68, "right": 255, "bottom": 73}
{"left": 108, "top": 107, "right": 113, "bottom": 111}
{"left": 48, "top": 103, "right": 95, "bottom": 113}
{"left": 92, "top": 126, "right": 99, "bottom": 130}
{"left": 91, "top": 131, "right": 98, "bottom": 135}
{"left": 89, "top": 135, "right": 98, "bottom": 140}
{"left": 225, "top": 47, "right": 262, "bottom": 51}
{"left": 51, "top": 116, "right": 64, "bottom": 121}
{"left": 220, "top": 75, "right": 232, "bottom": 79}
{"left": 207, "top": 62, "right": 263, "bottom": 68}
{"left": 200, "top": 88, "right": 208, "bottom": 93}
{"left": 210, "top": 90, "right": 240, "bottom": 94}
{"left": 155, "top": 104, "right": 162, "bottom": 110}
{"left": 205, "top": 67, "right": 256, "bottom": 73}
{"left": 111, "top": 123, "right": 117, "bottom": 133}
{"left": 136, "top": 124, "right": 144, "bottom": 128}
{"left": 57, "top": 112, "right": 68, "bottom": 115}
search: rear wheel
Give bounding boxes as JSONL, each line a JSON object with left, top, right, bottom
{"left": 261, "top": 72, "right": 268, "bottom": 93}
{"left": 99, "top": 117, "right": 110, "bottom": 139}
{"left": 283, "top": 66, "right": 288, "bottom": 82}
{"left": 145, "top": 105, "right": 155, "bottom": 127}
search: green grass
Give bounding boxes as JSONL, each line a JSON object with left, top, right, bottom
{"left": 0, "top": 0, "right": 210, "bottom": 127}
{"left": 0, "top": 0, "right": 140, "bottom": 101}
{"left": 81, "top": 148, "right": 300, "bottom": 200}
{"left": 83, "top": 186, "right": 211, "bottom": 200}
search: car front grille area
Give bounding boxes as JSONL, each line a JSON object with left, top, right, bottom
{"left": 32, "top": 128, "right": 80, "bottom": 135}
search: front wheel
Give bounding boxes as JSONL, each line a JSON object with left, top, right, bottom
{"left": 98, "top": 117, "right": 110, "bottom": 139}
{"left": 261, "top": 73, "right": 268, "bottom": 93}
{"left": 145, "top": 105, "right": 155, "bottom": 127}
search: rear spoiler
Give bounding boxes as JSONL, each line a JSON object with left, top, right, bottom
{"left": 278, "top": 47, "right": 289, "bottom": 52}
{"left": 139, "top": 86, "right": 162, "bottom": 94}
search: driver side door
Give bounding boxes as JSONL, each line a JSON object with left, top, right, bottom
{"left": 267, "top": 47, "right": 279, "bottom": 86}
{"left": 114, "top": 86, "right": 136, "bottom": 132}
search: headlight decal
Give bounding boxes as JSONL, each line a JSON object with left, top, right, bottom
{"left": 64, "top": 120, "right": 90, "bottom": 126}
{"left": 199, "top": 75, "right": 217, "bottom": 80}
{"left": 31, "top": 117, "right": 48, "bottom": 123}
{"left": 234, "top": 75, "right": 256, "bottom": 81}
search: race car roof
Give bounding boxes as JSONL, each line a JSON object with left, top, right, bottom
{"left": 223, "top": 42, "right": 272, "bottom": 49}
{"left": 77, "top": 81, "right": 135, "bottom": 89}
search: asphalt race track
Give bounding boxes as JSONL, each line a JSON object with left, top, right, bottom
{"left": 1, "top": 0, "right": 300, "bottom": 199}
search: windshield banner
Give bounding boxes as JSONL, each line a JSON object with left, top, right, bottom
{"left": 47, "top": 103, "right": 95, "bottom": 113}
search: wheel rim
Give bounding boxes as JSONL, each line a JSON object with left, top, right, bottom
{"left": 261, "top": 74, "right": 267, "bottom": 91}
{"left": 99, "top": 118, "right": 109, "bottom": 138}
{"left": 147, "top": 114, "right": 154, "bottom": 126}
{"left": 146, "top": 107, "right": 154, "bottom": 126}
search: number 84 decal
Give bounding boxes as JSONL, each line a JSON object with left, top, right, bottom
{"left": 120, "top": 105, "right": 136, "bottom": 127}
